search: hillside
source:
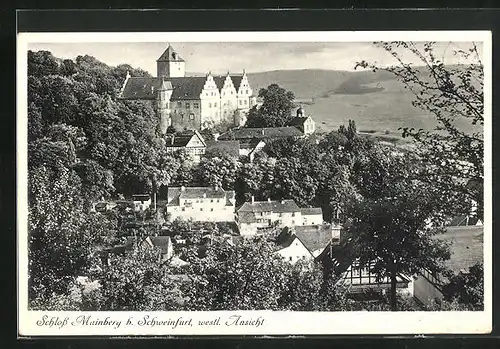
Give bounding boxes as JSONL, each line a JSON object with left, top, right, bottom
{"left": 245, "top": 67, "right": 479, "bottom": 138}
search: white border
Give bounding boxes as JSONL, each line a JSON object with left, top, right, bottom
{"left": 17, "top": 31, "right": 492, "bottom": 336}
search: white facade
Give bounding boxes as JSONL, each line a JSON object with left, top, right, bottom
{"left": 132, "top": 195, "right": 151, "bottom": 212}
{"left": 276, "top": 236, "right": 313, "bottom": 264}
{"left": 167, "top": 187, "right": 236, "bottom": 222}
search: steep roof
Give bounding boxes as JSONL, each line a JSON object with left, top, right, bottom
{"left": 218, "top": 127, "right": 303, "bottom": 141}
{"left": 120, "top": 77, "right": 162, "bottom": 100}
{"left": 237, "top": 199, "right": 301, "bottom": 213}
{"left": 300, "top": 207, "right": 323, "bottom": 216}
{"left": 167, "top": 186, "right": 234, "bottom": 205}
{"left": 294, "top": 224, "right": 333, "bottom": 254}
{"left": 205, "top": 140, "right": 240, "bottom": 158}
{"left": 288, "top": 116, "right": 309, "bottom": 127}
{"left": 157, "top": 45, "right": 185, "bottom": 62}
{"left": 169, "top": 77, "right": 207, "bottom": 100}
{"left": 165, "top": 130, "right": 206, "bottom": 148}
{"left": 231, "top": 75, "right": 243, "bottom": 90}
{"left": 213, "top": 76, "right": 227, "bottom": 90}
{"left": 434, "top": 225, "right": 483, "bottom": 274}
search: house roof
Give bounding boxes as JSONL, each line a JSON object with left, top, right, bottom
{"left": 288, "top": 116, "right": 310, "bottom": 127}
{"left": 434, "top": 225, "right": 483, "bottom": 274}
{"left": 213, "top": 76, "right": 227, "bottom": 90}
{"left": 239, "top": 139, "right": 265, "bottom": 150}
{"left": 237, "top": 199, "right": 301, "bottom": 213}
{"left": 218, "top": 127, "right": 303, "bottom": 141}
{"left": 237, "top": 211, "right": 258, "bottom": 224}
{"left": 300, "top": 207, "right": 323, "bottom": 216}
{"left": 120, "top": 77, "right": 162, "bottom": 100}
{"left": 146, "top": 236, "right": 172, "bottom": 254}
{"left": 167, "top": 186, "right": 235, "bottom": 205}
{"left": 276, "top": 228, "right": 297, "bottom": 249}
{"left": 294, "top": 224, "right": 333, "bottom": 254}
{"left": 157, "top": 45, "right": 185, "bottom": 62}
{"left": 205, "top": 140, "right": 240, "bottom": 157}
{"left": 165, "top": 131, "right": 206, "bottom": 148}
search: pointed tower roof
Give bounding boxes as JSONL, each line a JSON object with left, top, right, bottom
{"left": 157, "top": 44, "right": 185, "bottom": 62}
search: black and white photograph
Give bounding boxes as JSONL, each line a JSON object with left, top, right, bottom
{"left": 17, "top": 31, "right": 491, "bottom": 335}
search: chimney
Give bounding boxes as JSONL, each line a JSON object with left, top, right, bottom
{"left": 267, "top": 198, "right": 271, "bottom": 202}
{"left": 261, "top": 129, "right": 265, "bottom": 136}
{"left": 181, "top": 186, "right": 186, "bottom": 192}
{"left": 171, "top": 135, "right": 175, "bottom": 145}
{"left": 281, "top": 199, "right": 285, "bottom": 204}
{"left": 251, "top": 195, "right": 254, "bottom": 204}
{"left": 203, "top": 193, "right": 207, "bottom": 198}
{"left": 214, "top": 184, "right": 219, "bottom": 191}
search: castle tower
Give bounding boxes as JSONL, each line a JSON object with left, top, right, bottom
{"left": 156, "top": 44, "right": 185, "bottom": 78}
{"left": 156, "top": 79, "right": 173, "bottom": 134}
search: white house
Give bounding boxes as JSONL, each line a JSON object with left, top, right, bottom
{"left": 140, "top": 236, "right": 174, "bottom": 262}
{"left": 166, "top": 186, "right": 236, "bottom": 222}
{"left": 132, "top": 194, "right": 151, "bottom": 212}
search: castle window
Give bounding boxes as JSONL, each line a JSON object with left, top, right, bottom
{"left": 211, "top": 208, "right": 214, "bottom": 212}
{"left": 186, "top": 102, "right": 190, "bottom": 109}
{"left": 208, "top": 102, "right": 212, "bottom": 108}
{"left": 244, "top": 100, "right": 247, "bottom": 105}
{"left": 239, "top": 100, "right": 242, "bottom": 105}
{"left": 214, "top": 102, "right": 217, "bottom": 107}
{"left": 200, "top": 208, "right": 203, "bottom": 211}
{"left": 246, "top": 90, "right": 249, "bottom": 94}
{"left": 177, "top": 101, "right": 182, "bottom": 107}
{"left": 193, "top": 102, "right": 199, "bottom": 108}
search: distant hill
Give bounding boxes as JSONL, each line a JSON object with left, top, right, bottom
{"left": 244, "top": 67, "right": 479, "bottom": 138}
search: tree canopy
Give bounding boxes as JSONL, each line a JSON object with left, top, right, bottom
{"left": 245, "top": 84, "right": 296, "bottom": 127}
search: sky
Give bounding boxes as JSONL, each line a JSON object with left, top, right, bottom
{"left": 27, "top": 41, "right": 483, "bottom": 75}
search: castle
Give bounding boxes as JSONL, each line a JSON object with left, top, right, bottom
{"left": 119, "top": 44, "right": 257, "bottom": 133}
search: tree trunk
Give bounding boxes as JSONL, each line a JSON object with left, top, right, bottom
{"left": 390, "top": 270, "right": 398, "bottom": 311}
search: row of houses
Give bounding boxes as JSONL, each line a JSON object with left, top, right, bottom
{"left": 163, "top": 107, "right": 316, "bottom": 163}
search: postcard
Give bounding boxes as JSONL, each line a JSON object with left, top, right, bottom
{"left": 17, "top": 30, "right": 492, "bottom": 336}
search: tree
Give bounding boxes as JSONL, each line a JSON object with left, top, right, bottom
{"left": 343, "top": 148, "right": 452, "bottom": 311}
{"left": 196, "top": 156, "right": 240, "bottom": 190}
{"left": 442, "top": 263, "right": 484, "bottom": 310}
{"left": 356, "top": 41, "right": 484, "bottom": 219}
{"left": 245, "top": 84, "right": 295, "bottom": 127}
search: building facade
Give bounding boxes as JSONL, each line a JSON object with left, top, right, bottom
{"left": 119, "top": 44, "right": 257, "bottom": 132}
{"left": 166, "top": 186, "right": 236, "bottom": 222}
{"left": 165, "top": 130, "right": 206, "bottom": 163}
{"left": 236, "top": 197, "right": 324, "bottom": 236}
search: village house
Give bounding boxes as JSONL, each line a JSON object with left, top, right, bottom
{"left": 238, "top": 139, "right": 266, "bottom": 162}
{"left": 166, "top": 186, "right": 236, "bottom": 222}
{"left": 288, "top": 107, "right": 316, "bottom": 135}
{"left": 235, "top": 197, "right": 324, "bottom": 236}
{"left": 165, "top": 130, "right": 206, "bottom": 163}
{"left": 119, "top": 44, "right": 257, "bottom": 132}
{"left": 275, "top": 223, "right": 340, "bottom": 263}
{"left": 218, "top": 125, "right": 305, "bottom": 143}
{"left": 132, "top": 194, "right": 151, "bottom": 212}
{"left": 140, "top": 236, "right": 174, "bottom": 262}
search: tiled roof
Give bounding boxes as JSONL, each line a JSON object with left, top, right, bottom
{"left": 218, "top": 127, "right": 303, "bottom": 141}
{"left": 294, "top": 224, "right": 333, "bottom": 254}
{"left": 205, "top": 140, "right": 240, "bottom": 157}
{"left": 120, "top": 77, "right": 162, "bottom": 100}
{"left": 157, "top": 45, "right": 185, "bottom": 62}
{"left": 237, "top": 199, "right": 301, "bottom": 213}
{"left": 276, "top": 228, "right": 296, "bottom": 249}
{"left": 165, "top": 131, "right": 206, "bottom": 148}
{"left": 239, "top": 139, "right": 264, "bottom": 150}
{"left": 300, "top": 207, "right": 323, "bottom": 216}
{"left": 169, "top": 77, "right": 207, "bottom": 100}
{"left": 167, "top": 186, "right": 235, "bottom": 205}
{"left": 434, "top": 225, "right": 483, "bottom": 274}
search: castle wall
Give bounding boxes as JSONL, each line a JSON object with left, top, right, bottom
{"left": 170, "top": 100, "right": 202, "bottom": 131}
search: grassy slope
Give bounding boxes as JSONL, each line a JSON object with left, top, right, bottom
{"left": 246, "top": 67, "right": 478, "bottom": 139}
